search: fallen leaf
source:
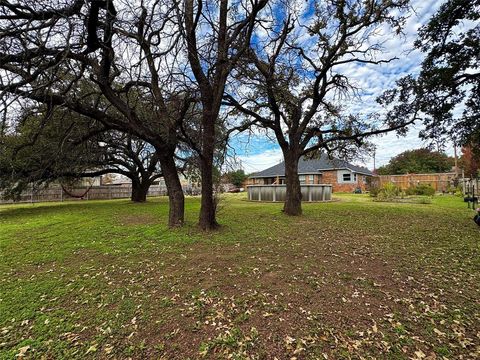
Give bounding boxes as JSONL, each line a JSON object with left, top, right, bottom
{"left": 414, "top": 350, "right": 426, "bottom": 359}
{"left": 16, "top": 345, "right": 30, "bottom": 358}
{"left": 86, "top": 345, "right": 97, "bottom": 354}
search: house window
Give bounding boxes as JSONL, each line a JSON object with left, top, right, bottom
{"left": 299, "top": 175, "right": 306, "bottom": 184}
{"left": 307, "top": 175, "right": 314, "bottom": 184}
{"left": 342, "top": 173, "right": 351, "bottom": 182}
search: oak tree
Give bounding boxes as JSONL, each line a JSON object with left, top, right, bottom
{"left": 226, "top": 0, "right": 412, "bottom": 215}
{"left": 0, "top": 0, "right": 190, "bottom": 226}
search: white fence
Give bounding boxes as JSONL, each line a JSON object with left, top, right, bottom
{"left": 0, "top": 185, "right": 182, "bottom": 204}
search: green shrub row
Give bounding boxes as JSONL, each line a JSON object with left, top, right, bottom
{"left": 405, "top": 183, "right": 435, "bottom": 196}
{"left": 369, "top": 182, "right": 435, "bottom": 199}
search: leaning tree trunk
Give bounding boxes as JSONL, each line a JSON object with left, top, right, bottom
{"left": 130, "top": 178, "right": 150, "bottom": 203}
{"left": 158, "top": 150, "right": 185, "bottom": 227}
{"left": 198, "top": 112, "right": 218, "bottom": 230}
{"left": 283, "top": 152, "right": 302, "bottom": 216}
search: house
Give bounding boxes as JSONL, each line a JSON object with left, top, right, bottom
{"left": 247, "top": 155, "right": 374, "bottom": 192}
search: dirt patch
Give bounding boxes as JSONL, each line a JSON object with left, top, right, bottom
{"left": 110, "top": 226, "right": 432, "bottom": 359}
{"left": 117, "top": 214, "right": 158, "bottom": 226}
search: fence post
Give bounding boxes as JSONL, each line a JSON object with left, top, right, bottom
{"left": 31, "top": 184, "right": 34, "bottom": 204}
{"left": 60, "top": 186, "right": 63, "bottom": 202}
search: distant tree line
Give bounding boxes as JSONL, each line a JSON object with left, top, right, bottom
{"left": 376, "top": 146, "right": 479, "bottom": 177}
{"left": 376, "top": 149, "right": 454, "bottom": 175}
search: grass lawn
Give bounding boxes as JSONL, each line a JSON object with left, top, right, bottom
{"left": 0, "top": 193, "right": 479, "bottom": 359}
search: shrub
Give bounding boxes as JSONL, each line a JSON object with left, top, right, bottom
{"left": 455, "top": 187, "right": 464, "bottom": 197}
{"left": 405, "top": 186, "right": 415, "bottom": 196}
{"left": 376, "top": 182, "right": 402, "bottom": 200}
{"left": 406, "top": 183, "right": 435, "bottom": 196}
{"left": 369, "top": 186, "right": 380, "bottom": 197}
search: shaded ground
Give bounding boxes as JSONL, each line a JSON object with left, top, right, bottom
{"left": 0, "top": 194, "right": 479, "bottom": 359}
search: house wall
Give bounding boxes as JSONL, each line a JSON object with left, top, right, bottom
{"left": 247, "top": 177, "right": 272, "bottom": 185}
{"left": 321, "top": 170, "right": 369, "bottom": 192}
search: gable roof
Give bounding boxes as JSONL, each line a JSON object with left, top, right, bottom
{"left": 249, "top": 154, "right": 373, "bottom": 178}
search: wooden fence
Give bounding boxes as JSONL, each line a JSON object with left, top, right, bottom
{"left": 0, "top": 185, "right": 172, "bottom": 204}
{"left": 375, "top": 172, "right": 457, "bottom": 192}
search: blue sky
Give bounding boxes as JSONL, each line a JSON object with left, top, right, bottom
{"left": 229, "top": 0, "right": 454, "bottom": 174}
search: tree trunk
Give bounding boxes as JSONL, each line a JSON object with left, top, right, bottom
{"left": 158, "top": 150, "right": 185, "bottom": 227}
{"left": 130, "top": 179, "right": 150, "bottom": 202}
{"left": 283, "top": 152, "right": 302, "bottom": 215}
{"left": 199, "top": 153, "right": 218, "bottom": 230}
{"left": 198, "top": 111, "right": 218, "bottom": 230}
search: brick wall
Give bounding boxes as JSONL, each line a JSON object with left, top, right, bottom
{"left": 321, "top": 171, "right": 369, "bottom": 193}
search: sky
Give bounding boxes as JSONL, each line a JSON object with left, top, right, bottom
{"left": 229, "top": 0, "right": 454, "bottom": 174}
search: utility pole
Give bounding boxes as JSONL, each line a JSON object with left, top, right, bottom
{"left": 454, "top": 142, "right": 459, "bottom": 177}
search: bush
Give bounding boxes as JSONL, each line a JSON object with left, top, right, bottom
{"left": 369, "top": 186, "right": 380, "bottom": 197}
{"left": 405, "top": 187, "right": 415, "bottom": 196}
{"left": 455, "top": 187, "right": 464, "bottom": 197}
{"left": 373, "top": 182, "right": 402, "bottom": 200}
{"left": 370, "top": 182, "right": 434, "bottom": 204}
{"left": 406, "top": 183, "right": 435, "bottom": 196}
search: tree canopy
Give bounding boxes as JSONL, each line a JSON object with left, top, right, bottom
{"left": 460, "top": 144, "right": 480, "bottom": 178}
{"left": 376, "top": 148, "right": 454, "bottom": 175}
{"left": 224, "top": 169, "right": 247, "bottom": 188}
{"left": 0, "top": 109, "right": 103, "bottom": 199}
{"left": 0, "top": 108, "right": 162, "bottom": 202}
{"left": 381, "top": 0, "right": 480, "bottom": 148}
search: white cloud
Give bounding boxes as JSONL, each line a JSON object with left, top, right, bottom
{"left": 356, "top": 125, "right": 455, "bottom": 170}
{"left": 237, "top": 149, "right": 283, "bottom": 173}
